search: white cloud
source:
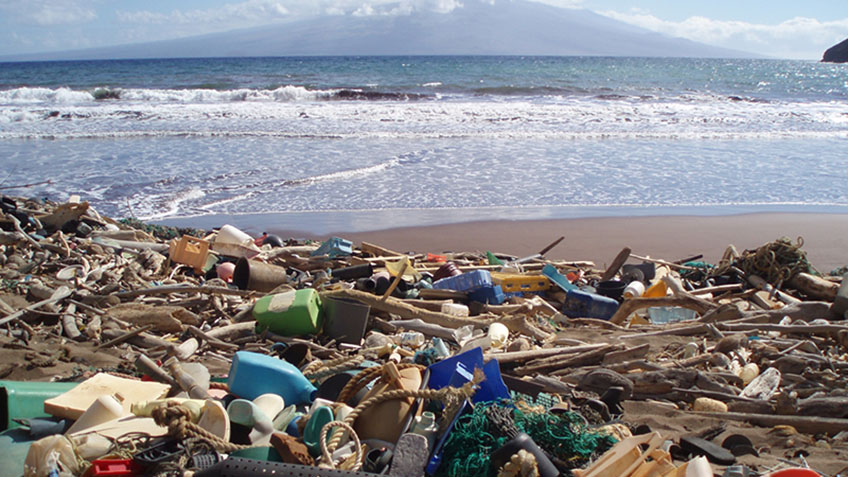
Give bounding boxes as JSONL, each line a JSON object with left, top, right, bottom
{"left": 0, "top": 0, "right": 97, "bottom": 26}
{"left": 118, "top": 0, "right": 468, "bottom": 28}
{"left": 117, "top": 0, "right": 291, "bottom": 26}
{"left": 599, "top": 9, "right": 848, "bottom": 59}
{"left": 527, "top": 0, "right": 582, "bottom": 8}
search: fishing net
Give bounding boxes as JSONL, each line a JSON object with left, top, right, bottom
{"left": 436, "top": 400, "right": 616, "bottom": 477}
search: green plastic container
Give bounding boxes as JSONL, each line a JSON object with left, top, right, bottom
{"left": 0, "top": 380, "right": 78, "bottom": 431}
{"left": 253, "top": 289, "right": 324, "bottom": 336}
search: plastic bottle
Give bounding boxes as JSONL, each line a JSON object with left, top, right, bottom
{"left": 487, "top": 322, "right": 509, "bottom": 348}
{"left": 395, "top": 331, "right": 425, "bottom": 348}
{"left": 411, "top": 411, "right": 439, "bottom": 450}
{"left": 441, "top": 302, "right": 469, "bottom": 317}
{"left": 622, "top": 281, "right": 645, "bottom": 299}
{"left": 227, "top": 351, "right": 317, "bottom": 405}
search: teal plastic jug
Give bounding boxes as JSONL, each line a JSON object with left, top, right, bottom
{"left": 227, "top": 351, "right": 316, "bottom": 405}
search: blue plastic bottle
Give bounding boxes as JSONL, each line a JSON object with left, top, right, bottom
{"left": 227, "top": 351, "right": 317, "bottom": 405}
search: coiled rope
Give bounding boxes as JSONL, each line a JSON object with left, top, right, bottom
{"left": 151, "top": 401, "right": 250, "bottom": 453}
{"left": 319, "top": 369, "right": 484, "bottom": 469}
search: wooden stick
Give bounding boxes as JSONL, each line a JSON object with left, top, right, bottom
{"left": 96, "top": 324, "right": 154, "bottom": 350}
{"left": 485, "top": 344, "right": 609, "bottom": 365}
{"left": 538, "top": 236, "right": 565, "bottom": 256}
{"left": 187, "top": 325, "right": 239, "bottom": 351}
{"left": 321, "top": 288, "right": 552, "bottom": 341}
{"left": 748, "top": 274, "right": 800, "bottom": 304}
{"left": 601, "top": 247, "right": 631, "bottom": 282}
{"left": 381, "top": 260, "right": 409, "bottom": 302}
{"left": 692, "top": 411, "right": 848, "bottom": 435}
{"left": 609, "top": 295, "right": 716, "bottom": 326}
{"left": 114, "top": 285, "right": 257, "bottom": 299}
{"left": 0, "top": 287, "right": 73, "bottom": 327}
{"left": 630, "top": 253, "right": 698, "bottom": 271}
{"left": 718, "top": 322, "right": 848, "bottom": 336}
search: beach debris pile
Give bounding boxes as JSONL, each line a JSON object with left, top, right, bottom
{"left": 1, "top": 195, "right": 848, "bottom": 477}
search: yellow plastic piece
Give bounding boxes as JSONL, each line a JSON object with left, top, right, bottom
{"left": 491, "top": 273, "right": 551, "bottom": 293}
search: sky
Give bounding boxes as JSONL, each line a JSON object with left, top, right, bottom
{"left": 0, "top": 0, "right": 845, "bottom": 60}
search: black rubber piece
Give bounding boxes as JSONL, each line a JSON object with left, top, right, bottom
{"left": 679, "top": 436, "right": 736, "bottom": 465}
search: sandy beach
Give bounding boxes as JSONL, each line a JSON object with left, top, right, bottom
{"left": 263, "top": 212, "right": 848, "bottom": 273}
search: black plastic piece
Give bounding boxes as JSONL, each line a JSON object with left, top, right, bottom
{"left": 133, "top": 438, "right": 185, "bottom": 466}
{"left": 194, "top": 457, "right": 378, "bottom": 477}
{"left": 679, "top": 436, "right": 736, "bottom": 465}
{"left": 363, "top": 447, "right": 393, "bottom": 473}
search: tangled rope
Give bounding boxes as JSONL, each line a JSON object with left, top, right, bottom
{"left": 733, "top": 237, "right": 813, "bottom": 285}
{"left": 336, "top": 362, "right": 425, "bottom": 404}
{"left": 150, "top": 401, "right": 249, "bottom": 454}
{"left": 320, "top": 369, "right": 484, "bottom": 469}
{"left": 319, "top": 420, "right": 363, "bottom": 471}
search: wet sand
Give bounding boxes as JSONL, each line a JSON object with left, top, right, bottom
{"left": 305, "top": 213, "right": 848, "bottom": 272}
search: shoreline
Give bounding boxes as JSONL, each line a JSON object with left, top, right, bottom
{"left": 159, "top": 211, "right": 848, "bottom": 272}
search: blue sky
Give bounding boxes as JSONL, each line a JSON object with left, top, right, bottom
{"left": 0, "top": 0, "right": 845, "bottom": 59}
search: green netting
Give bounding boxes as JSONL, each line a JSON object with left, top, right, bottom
{"left": 435, "top": 400, "right": 616, "bottom": 477}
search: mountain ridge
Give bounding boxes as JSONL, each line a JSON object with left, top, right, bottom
{"left": 1, "top": 1, "right": 756, "bottom": 61}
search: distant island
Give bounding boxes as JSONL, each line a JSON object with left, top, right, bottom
{"left": 822, "top": 38, "right": 848, "bottom": 63}
{"left": 2, "top": 0, "right": 754, "bottom": 62}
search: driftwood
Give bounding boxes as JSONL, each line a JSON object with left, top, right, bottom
{"left": 693, "top": 411, "right": 848, "bottom": 435}
{"left": 788, "top": 272, "right": 839, "bottom": 301}
{"left": 718, "top": 322, "right": 848, "bottom": 336}
{"left": 609, "top": 295, "right": 717, "bottom": 325}
{"left": 114, "top": 285, "right": 256, "bottom": 299}
{"left": 748, "top": 274, "right": 800, "bottom": 304}
{"left": 390, "top": 319, "right": 457, "bottom": 340}
{"left": 486, "top": 344, "right": 608, "bottom": 365}
{"left": 322, "top": 288, "right": 552, "bottom": 341}
{"left": 0, "top": 287, "right": 73, "bottom": 327}
{"left": 601, "top": 247, "right": 631, "bottom": 282}
{"left": 602, "top": 344, "right": 650, "bottom": 365}
{"left": 512, "top": 344, "right": 622, "bottom": 375}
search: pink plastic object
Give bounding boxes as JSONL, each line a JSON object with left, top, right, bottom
{"left": 217, "top": 262, "right": 236, "bottom": 282}
{"left": 767, "top": 470, "right": 821, "bottom": 477}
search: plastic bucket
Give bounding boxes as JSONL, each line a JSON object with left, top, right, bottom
{"left": 233, "top": 257, "right": 289, "bottom": 292}
{"left": 323, "top": 297, "right": 370, "bottom": 345}
{"left": 596, "top": 280, "right": 626, "bottom": 301}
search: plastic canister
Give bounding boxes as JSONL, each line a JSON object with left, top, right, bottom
{"left": 227, "top": 351, "right": 316, "bottom": 405}
{"left": 440, "top": 302, "right": 469, "bottom": 317}
{"left": 562, "top": 289, "right": 619, "bottom": 320}
{"left": 487, "top": 323, "right": 509, "bottom": 348}
{"left": 253, "top": 289, "right": 323, "bottom": 336}
{"left": 410, "top": 411, "right": 439, "bottom": 450}
{"left": 622, "top": 281, "right": 645, "bottom": 299}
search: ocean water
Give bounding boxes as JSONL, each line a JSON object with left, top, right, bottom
{"left": 0, "top": 56, "right": 846, "bottom": 234}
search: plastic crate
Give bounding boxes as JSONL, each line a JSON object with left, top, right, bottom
{"left": 491, "top": 273, "right": 550, "bottom": 293}
{"left": 468, "top": 285, "right": 505, "bottom": 305}
{"left": 169, "top": 235, "right": 210, "bottom": 273}
{"left": 432, "top": 270, "right": 492, "bottom": 292}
